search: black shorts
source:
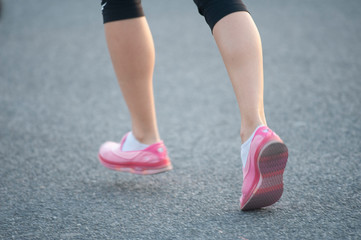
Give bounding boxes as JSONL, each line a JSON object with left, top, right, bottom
{"left": 101, "top": 0, "right": 248, "bottom": 32}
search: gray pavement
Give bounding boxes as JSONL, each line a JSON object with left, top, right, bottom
{"left": 1, "top": 0, "right": 361, "bottom": 239}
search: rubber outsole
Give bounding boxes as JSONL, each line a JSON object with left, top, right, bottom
{"left": 241, "top": 142, "right": 288, "bottom": 211}
{"left": 98, "top": 155, "right": 173, "bottom": 175}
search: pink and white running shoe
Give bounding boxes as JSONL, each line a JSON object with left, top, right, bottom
{"left": 240, "top": 126, "right": 288, "bottom": 211}
{"left": 98, "top": 133, "right": 172, "bottom": 175}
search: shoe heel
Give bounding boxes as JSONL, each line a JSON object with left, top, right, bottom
{"left": 242, "top": 142, "right": 288, "bottom": 210}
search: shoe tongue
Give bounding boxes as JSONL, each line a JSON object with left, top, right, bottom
{"left": 120, "top": 132, "right": 131, "bottom": 151}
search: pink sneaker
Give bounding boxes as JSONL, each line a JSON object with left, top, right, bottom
{"left": 240, "top": 126, "right": 288, "bottom": 210}
{"left": 98, "top": 133, "right": 172, "bottom": 175}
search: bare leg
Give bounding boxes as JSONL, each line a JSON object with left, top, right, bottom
{"left": 213, "top": 12, "right": 267, "bottom": 143}
{"left": 104, "top": 17, "right": 160, "bottom": 144}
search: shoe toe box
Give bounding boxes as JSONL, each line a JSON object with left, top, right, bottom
{"left": 99, "top": 141, "right": 120, "bottom": 160}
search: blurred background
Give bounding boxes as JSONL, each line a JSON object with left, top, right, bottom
{"left": 0, "top": 0, "right": 360, "bottom": 239}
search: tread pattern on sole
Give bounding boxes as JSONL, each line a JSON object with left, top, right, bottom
{"left": 242, "top": 142, "right": 288, "bottom": 211}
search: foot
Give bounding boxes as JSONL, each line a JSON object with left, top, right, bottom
{"left": 98, "top": 132, "right": 172, "bottom": 175}
{"left": 240, "top": 126, "right": 288, "bottom": 210}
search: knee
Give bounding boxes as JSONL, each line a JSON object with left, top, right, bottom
{"left": 194, "top": 0, "right": 248, "bottom": 32}
{"left": 101, "top": 0, "right": 144, "bottom": 24}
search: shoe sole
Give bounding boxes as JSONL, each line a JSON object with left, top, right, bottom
{"left": 98, "top": 154, "right": 173, "bottom": 175}
{"left": 241, "top": 141, "right": 288, "bottom": 211}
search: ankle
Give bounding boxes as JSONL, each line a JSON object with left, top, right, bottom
{"left": 131, "top": 130, "right": 161, "bottom": 145}
{"left": 240, "top": 122, "right": 264, "bottom": 143}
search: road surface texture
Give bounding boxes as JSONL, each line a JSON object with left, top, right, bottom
{"left": 1, "top": 0, "right": 360, "bottom": 239}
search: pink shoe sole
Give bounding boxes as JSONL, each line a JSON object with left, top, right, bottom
{"left": 98, "top": 154, "right": 173, "bottom": 175}
{"left": 241, "top": 141, "right": 288, "bottom": 211}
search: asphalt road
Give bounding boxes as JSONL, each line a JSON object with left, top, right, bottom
{"left": 1, "top": 0, "right": 361, "bottom": 239}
